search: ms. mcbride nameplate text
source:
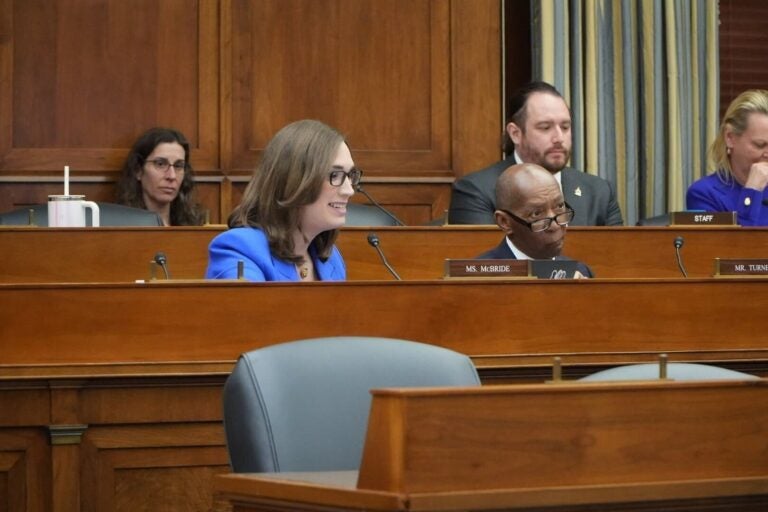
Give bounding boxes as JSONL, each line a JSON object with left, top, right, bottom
{"left": 444, "top": 259, "right": 580, "bottom": 279}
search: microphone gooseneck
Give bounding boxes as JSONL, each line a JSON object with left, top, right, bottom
{"left": 673, "top": 236, "right": 687, "bottom": 278}
{"left": 355, "top": 184, "right": 406, "bottom": 226}
{"left": 366, "top": 232, "right": 402, "bottom": 280}
{"left": 154, "top": 251, "right": 171, "bottom": 280}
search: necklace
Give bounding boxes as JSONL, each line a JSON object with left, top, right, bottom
{"left": 296, "top": 250, "right": 312, "bottom": 280}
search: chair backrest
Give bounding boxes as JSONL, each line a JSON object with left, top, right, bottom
{"left": 222, "top": 336, "right": 481, "bottom": 473}
{"left": 345, "top": 203, "right": 399, "bottom": 226}
{"left": 635, "top": 213, "right": 670, "bottom": 226}
{"left": 425, "top": 215, "right": 447, "bottom": 226}
{"left": 580, "top": 362, "right": 759, "bottom": 381}
{"left": 0, "top": 202, "right": 163, "bottom": 226}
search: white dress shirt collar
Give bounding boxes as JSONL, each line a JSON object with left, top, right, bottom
{"left": 505, "top": 235, "right": 555, "bottom": 261}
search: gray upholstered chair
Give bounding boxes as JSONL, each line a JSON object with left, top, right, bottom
{"left": 581, "top": 362, "right": 758, "bottom": 381}
{"left": 0, "top": 202, "right": 163, "bottom": 226}
{"left": 222, "top": 336, "right": 481, "bottom": 473}
{"left": 345, "top": 203, "right": 400, "bottom": 226}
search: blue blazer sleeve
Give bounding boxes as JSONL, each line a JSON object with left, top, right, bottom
{"left": 686, "top": 173, "right": 768, "bottom": 226}
{"left": 205, "top": 227, "right": 347, "bottom": 282}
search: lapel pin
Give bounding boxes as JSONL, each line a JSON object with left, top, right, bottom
{"left": 574, "top": 187, "right": 582, "bottom": 197}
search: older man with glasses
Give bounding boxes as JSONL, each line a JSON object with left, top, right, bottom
{"left": 476, "top": 163, "right": 593, "bottom": 278}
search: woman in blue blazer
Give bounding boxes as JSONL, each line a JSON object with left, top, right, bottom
{"left": 687, "top": 90, "right": 768, "bottom": 226}
{"left": 206, "top": 120, "right": 361, "bottom": 281}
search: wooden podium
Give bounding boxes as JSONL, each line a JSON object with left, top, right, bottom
{"left": 216, "top": 380, "right": 768, "bottom": 511}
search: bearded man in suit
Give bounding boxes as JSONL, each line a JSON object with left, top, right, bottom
{"left": 449, "top": 81, "right": 623, "bottom": 227}
{"left": 477, "top": 162, "right": 593, "bottom": 278}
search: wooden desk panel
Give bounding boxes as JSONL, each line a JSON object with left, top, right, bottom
{"left": 0, "top": 371, "right": 230, "bottom": 511}
{"left": 0, "top": 226, "right": 221, "bottom": 283}
{"left": 1, "top": 226, "right": 768, "bottom": 282}
{"left": 217, "top": 381, "right": 768, "bottom": 512}
{"left": 359, "top": 382, "right": 768, "bottom": 492}
{"left": 217, "top": 471, "right": 768, "bottom": 512}
{"left": 2, "top": 279, "right": 767, "bottom": 374}
{"left": 1, "top": 276, "right": 766, "bottom": 510}
{"left": 342, "top": 226, "right": 768, "bottom": 279}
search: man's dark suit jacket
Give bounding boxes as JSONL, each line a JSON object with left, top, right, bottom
{"left": 448, "top": 155, "right": 624, "bottom": 226}
{"left": 476, "top": 238, "right": 594, "bottom": 278}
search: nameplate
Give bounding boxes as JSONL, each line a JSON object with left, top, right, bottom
{"left": 671, "top": 211, "right": 738, "bottom": 226}
{"left": 714, "top": 258, "right": 768, "bottom": 276}
{"left": 444, "top": 259, "right": 582, "bottom": 279}
{"left": 529, "top": 259, "right": 582, "bottom": 279}
{"left": 444, "top": 259, "right": 528, "bottom": 278}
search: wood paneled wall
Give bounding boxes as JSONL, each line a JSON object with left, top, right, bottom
{"left": 0, "top": 370, "right": 232, "bottom": 512}
{"left": 0, "top": 0, "right": 503, "bottom": 225}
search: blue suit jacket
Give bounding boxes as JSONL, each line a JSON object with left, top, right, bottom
{"left": 476, "top": 238, "right": 594, "bottom": 278}
{"left": 686, "top": 172, "right": 768, "bottom": 226}
{"left": 206, "top": 227, "right": 346, "bottom": 282}
{"left": 448, "top": 155, "right": 624, "bottom": 226}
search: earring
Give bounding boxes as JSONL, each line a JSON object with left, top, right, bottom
{"left": 727, "top": 147, "right": 732, "bottom": 155}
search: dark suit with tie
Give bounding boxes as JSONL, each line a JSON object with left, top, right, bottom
{"left": 448, "top": 156, "right": 624, "bottom": 226}
{"left": 477, "top": 238, "right": 594, "bottom": 278}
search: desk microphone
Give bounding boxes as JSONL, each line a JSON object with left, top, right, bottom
{"left": 154, "top": 251, "right": 171, "bottom": 279}
{"left": 355, "top": 184, "right": 406, "bottom": 226}
{"left": 367, "top": 233, "right": 402, "bottom": 280}
{"left": 673, "top": 236, "right": 687, "bottom": 278}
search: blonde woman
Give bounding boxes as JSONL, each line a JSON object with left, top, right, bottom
{"left": 687, "top": 89, "right": 768, "bottom": 225}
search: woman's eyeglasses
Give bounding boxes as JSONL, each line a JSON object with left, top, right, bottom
{"left": 329, "top": 167, "right": 363, "bottom": 187}
{"left": 146, "top": 158, "right": 186, "bottom": 174}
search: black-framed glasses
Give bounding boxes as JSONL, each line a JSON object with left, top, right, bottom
{"left": 499, "top": 203, "right": 575, "bottom": 232}
{"left": 329, "top": 166, "right": 363, "bottom": 187}
{"left": 146, "top": 158, "right": 186, "bottom": 174}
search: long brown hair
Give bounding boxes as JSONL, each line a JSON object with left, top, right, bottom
{"left": 228, "top": 120, "right": 345, "bottom": 263}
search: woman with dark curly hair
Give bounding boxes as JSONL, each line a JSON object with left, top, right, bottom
{"left": 116, "top": 127, "right": 203, "bottom": 226}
